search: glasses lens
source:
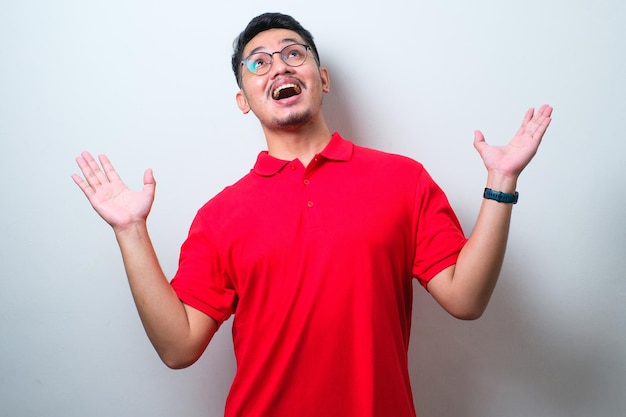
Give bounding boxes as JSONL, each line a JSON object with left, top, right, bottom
{"left": 245, "top": 53, "right": 272, "bottom": 75}
{"left": 281, "top": 44, "right": 308, "bottom": 67}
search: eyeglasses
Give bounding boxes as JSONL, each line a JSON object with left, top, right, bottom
{"left": 241, "top": 43, "right": 312, "bottom": 76}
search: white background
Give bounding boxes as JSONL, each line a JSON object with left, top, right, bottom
{"left": 1, "top": 1, "right": 624, "bottom": 416}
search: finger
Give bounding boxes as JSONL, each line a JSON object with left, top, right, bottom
{"left": 512, "top": 108, "right": 534, "bottom": 138}
{"left": 74, "top": 152, "right": 101, "bottom": 189}
{"left": 142, "top": 168, "right": 157, "bottom": 196}
{"left": 538, "top": 103, "right": 552, "bottom": 114}
{"left": 143, "top": 168, "right": 155, "bottom": 185}
{"left": 520, "top": 107, "right": 535, "bottom": 128}
{"left": 473, "top": 130, "right": 486, "bottom": 152}
{"left": 71, "top": 172, "right": 96, "bottom": 198}
{"left": 98, "top": 154, "right": 122, "bottom": 182}
{"left": 520, "top": 105, "right": 551, "bottom": 138}
{"left": 81, "top": 151, "right": 109, "bottom": 186}
{"left": 531, "top": 104, "right": 553, "bottom": 124}
{"left": 539, "top": 104, "right": 553, "bottom": 118}
{"left": 533, "top": 114, "right": 552, "bottom": 141}
{"left": 528, "top": 105, "right": 553, "bottom": 138}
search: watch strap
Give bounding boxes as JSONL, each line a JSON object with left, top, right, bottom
{"left": 483, "top": 188, "right": 519, "bottom": 204}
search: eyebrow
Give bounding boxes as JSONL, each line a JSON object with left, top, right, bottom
{"left": 247, "top": 38, "right": 302, "bottom": 55}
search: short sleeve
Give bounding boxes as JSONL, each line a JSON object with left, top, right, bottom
{"left": 412, "top": 169, "right": 468, "bottom": 288}
{"left": 170, "top": 212, "right": 237, "bottom": 327}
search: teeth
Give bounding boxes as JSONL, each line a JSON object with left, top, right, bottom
{"left": 272, "top": 83, "right": 300, "bottom": 100}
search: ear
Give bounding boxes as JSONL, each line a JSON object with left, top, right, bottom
{"left": 320, "top": 67, "right": 330, "bottom": 93}
{"left": 236, "top": 89, "right": 251, "bottom": 114}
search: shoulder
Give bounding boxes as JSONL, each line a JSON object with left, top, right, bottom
{"left": 195, "top": 170, "right": 258, "bottom": 218}
{"left": 351, "top": 142, "right": 427, "bottom": 178}
{"left": 356, "top": 144, "right": 419, "bottom": 162}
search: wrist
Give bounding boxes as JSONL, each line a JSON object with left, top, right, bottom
{"left": 113, "top": 219, "right": 149, "bottom": 237}
{"left": 485, "top": 171, "right": 518, "bottom": 194}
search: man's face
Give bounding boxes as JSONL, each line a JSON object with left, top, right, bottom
{"left": 236, "top": 28, "right": 329, "bottom": 130}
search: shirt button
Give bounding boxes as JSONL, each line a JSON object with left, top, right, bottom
{"left": 307, "top": 201, "right": 314, "bottom": 208}
{"left": 291, "top": 164, "right": 297, "bottom": 170}
{"left": 303, "top": 179, "right": 310, "bottom": 185}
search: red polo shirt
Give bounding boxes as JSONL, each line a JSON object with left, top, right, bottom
{"left": 171, "top": 132, "right": 467, "bottom": 417}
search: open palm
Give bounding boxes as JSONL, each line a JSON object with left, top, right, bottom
{"left": 72, "top": 152, "right": 156, "bottom": 230}
{"left": 474, "top": 104, "right": 553, "bottom": 177}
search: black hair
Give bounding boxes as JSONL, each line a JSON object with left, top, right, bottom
{"left": 231, "top": 12, "right": 320, "bottom": 87}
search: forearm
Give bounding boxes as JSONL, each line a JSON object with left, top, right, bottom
{"left": 455, "top": 186, "right": 514, "bottom": 311}
{"left": 429, "top": 173, "right": 517, "bottom": 319}
{"left": 114, "top": 222, "right": 211, "bottom": 367}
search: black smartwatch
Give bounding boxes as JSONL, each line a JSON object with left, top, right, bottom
{"left": 483, "top": 188, "right": 519, "bottom": 204}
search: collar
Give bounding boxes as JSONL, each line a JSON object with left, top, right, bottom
{"left": 253, "top": 132, "right": 354, "bottom": 177}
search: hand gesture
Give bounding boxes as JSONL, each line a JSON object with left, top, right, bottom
{"left": 72, "top": 152, "right": 156, "bottom": 231}
{"left": 473, "top": 104, "right": 553, "bottom": 178}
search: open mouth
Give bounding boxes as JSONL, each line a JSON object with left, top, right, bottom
{"left": 272, "top": 83, "right": 302, "bottom": 100}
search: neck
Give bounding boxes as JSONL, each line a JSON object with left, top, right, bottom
{"left": 263, "top": 119, "right": 332, "bottom": 167}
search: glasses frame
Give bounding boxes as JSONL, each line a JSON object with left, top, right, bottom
{"left": 241, "top": 43, "right": 312, "bottom": 76}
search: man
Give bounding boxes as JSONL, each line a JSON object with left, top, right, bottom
{"left": 72, "top": 12, "right": 552, "bottom": 417}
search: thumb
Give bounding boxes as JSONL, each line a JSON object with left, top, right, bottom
{"left": 143, "top": 168, "right": 156, "bottom": 195}
{"left": 473, "top": 129, "right": 486, "bottom": 153}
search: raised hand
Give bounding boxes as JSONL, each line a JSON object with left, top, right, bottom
{"left": 473, "top": 104, "right": 553, "bottom": 178}
{"left": 72, "top": 152, "right": 156, "bottom": 230}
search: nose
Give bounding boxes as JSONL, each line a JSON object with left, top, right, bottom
{"left": 269, "top": 51, "right": 292, "bottom": 76}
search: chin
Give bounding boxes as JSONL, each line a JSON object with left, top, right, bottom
{"left": 273, "top": 110, "right": 313, "bottom": 128}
